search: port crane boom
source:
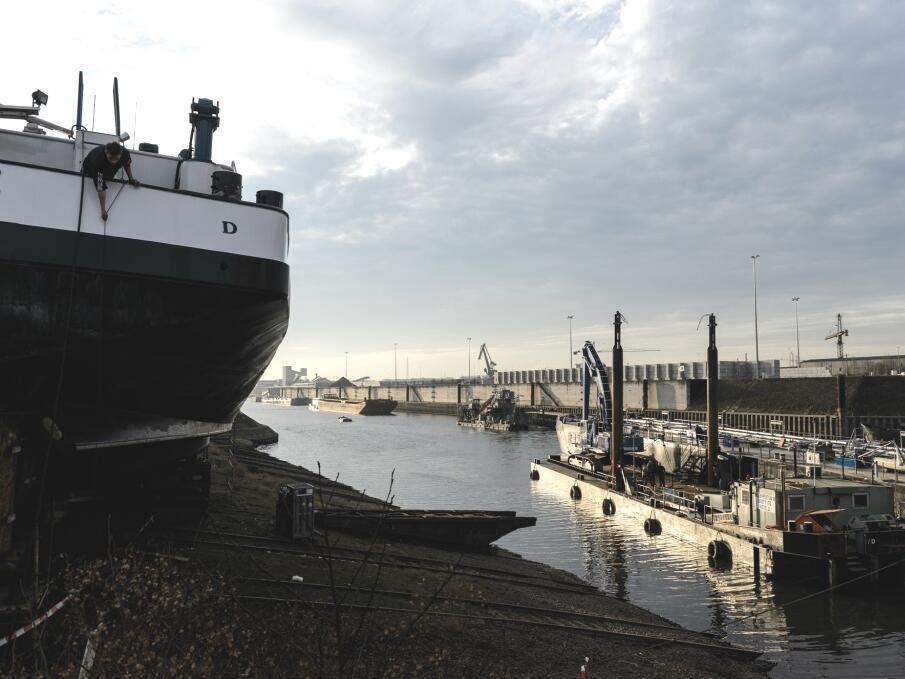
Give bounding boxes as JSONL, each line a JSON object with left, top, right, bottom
{"left": 477, "top": 343, "right": 497, "bottom": 378}
{"left": 824, "top": 314, "right": 849, "bottom": 359}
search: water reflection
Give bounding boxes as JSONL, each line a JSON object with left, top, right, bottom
{"left": 243, "top": 403, "right": 905, "bottom": 677}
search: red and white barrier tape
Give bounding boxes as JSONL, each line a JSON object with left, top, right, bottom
{"left": 0, "top": 596, "right": 70, "bottom": 648}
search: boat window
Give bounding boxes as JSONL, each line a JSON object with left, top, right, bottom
{"left": 813, "top": 514, "right": 836, "bottom": 530}
{"left": 853, "top": 493, "right": 869, "bottom": 509}
{"left": 741, "top": 490, "right": 750, "bottom": 505}
{"left": 787, "top": 495, "right": 805, "bottom": 512}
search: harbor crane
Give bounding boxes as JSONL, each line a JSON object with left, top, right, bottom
{"left": 477, "top": 343, "right": 497, "bottom": 378}
{"left": 825, "top": 314, "right": 849, "bottom": 359}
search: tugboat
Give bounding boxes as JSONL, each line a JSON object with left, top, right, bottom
{"left": 0, "top": 75, "right": 289, "bottom": 565}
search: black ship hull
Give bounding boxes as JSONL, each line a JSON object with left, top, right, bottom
{"left": 1, "top": 221, "right": 289, "bottom": 447}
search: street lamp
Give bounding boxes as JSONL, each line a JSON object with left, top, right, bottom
{"left": 792, "top": 297, "right": 801, "bottom": 367}
{"left": 344, "top": 351, "right": 349, "bottom": 378}
{"left": 394, "top": 342, "right": 398, "bottom": 381}
{"left": 751, "top": 254, "right": 760, "bottom": 378}
{"left": 567, "top": 315, "right": 574, "bottom": 367}
{"left": 466, "top": 337, "right": 472, "bottom": 383}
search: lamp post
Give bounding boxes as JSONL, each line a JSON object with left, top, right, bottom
{"left": 792, "top": 297, "right": 801, "bottom": 367}
{"left": 567, "top": 315, "right": 574, "bottom": 367}
{"left": 466, "top": 337, "right": 472, "bottom": 383}
{"left": 751, "top": 255, "right": 760, "bottom": 378}
{"left": 394, "top": 343, "right": 398, "bottom": 381}
{"left": 344, "top": 351, "right": 349, "bottom": 378}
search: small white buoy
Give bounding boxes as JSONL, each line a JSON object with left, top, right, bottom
{"left": 291, "top": 575, "right": 304, "bottom": 584}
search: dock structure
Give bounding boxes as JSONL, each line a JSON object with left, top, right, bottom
{"left": 528, "top": 312, "right": 905, "bottom": 589}
{"left": 530, "top": 432, "right": 905, "bottom": 588}
{"left": 265, "top": 374, "right": 905, "bottom": 440}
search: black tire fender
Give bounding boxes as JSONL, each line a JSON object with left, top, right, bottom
{"left": 708, "top": 540, "right": 731, "bottom": 564}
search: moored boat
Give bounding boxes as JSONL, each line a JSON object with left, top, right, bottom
{"left": 310, "top": 394, "right": 396, "bottom": 416}
{"left": 315, "top": 509, "right": 536, "bottom": 549}
{"left": 457, "top": 388, "right": 527, "bottom": 431}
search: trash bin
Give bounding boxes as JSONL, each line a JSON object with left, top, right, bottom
{"left": 275, "top": 482, "right": 315, "bottom": 539}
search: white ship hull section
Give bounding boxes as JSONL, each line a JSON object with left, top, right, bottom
{"left": 0, "top": 162, "right": 288, "bottom": 263}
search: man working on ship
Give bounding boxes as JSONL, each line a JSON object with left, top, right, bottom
{"left": 82, "top": 141, "right": 140, "bottom": 221}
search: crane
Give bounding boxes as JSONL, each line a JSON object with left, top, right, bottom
{"left": 477, "top": 343, "right": 497, "bottom": 378}
{"left": 824, "top": 314, "right": 849, "bottom": 359}
{"left": 577, "top": 340, "right": 614, "bottom": 447}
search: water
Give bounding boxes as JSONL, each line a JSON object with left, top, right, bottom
{"left": 242, "top": 403, "right": 905, "bottom": 677}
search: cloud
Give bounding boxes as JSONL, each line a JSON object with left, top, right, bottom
{"left": 3, "top": 0, "right": 903, "bottom": 379}
{"left": 266, "top": 0, "right": 905, "bottom": 378}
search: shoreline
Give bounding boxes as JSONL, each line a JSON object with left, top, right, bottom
{"left": 2, "top": 412, "right": 771, "bottom": 677}
{"left": 214, "top": 412, "right": 771, "bottom": 677}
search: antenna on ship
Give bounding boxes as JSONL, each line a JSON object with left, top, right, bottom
{"left": 113, "top": 77, "right": 121, "bottom": 138}
{"left": 75, "top": 71, "right": 84, "bottom": 132}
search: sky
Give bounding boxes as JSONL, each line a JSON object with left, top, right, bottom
{"left": 3, "top": 0, "right": 904, "bottom": 380}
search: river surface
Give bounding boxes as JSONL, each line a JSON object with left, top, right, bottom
{"left": 242, "top": 402, "right": 905, "bottom": 678}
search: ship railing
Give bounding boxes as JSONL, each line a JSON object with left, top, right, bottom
{"left": 593, "top": 470, "right": 617, "bottom": 490}
{"left": 632, "top": 483, "right": 698, "bottom": 514}
{"left": 710, "top": 511, "right": 736, "bottom": 525}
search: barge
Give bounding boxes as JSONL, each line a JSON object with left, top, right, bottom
{"left": 309, "top": 394, "right": 397, "bottom": 416}
{"left": 457, "top": 388, "right": 527, "bottom": 431}
{"left": 536, "top": 314, "right": 905, "bottom": 589}
{"left": 0, "top": 76, "right": 289, "bottom": 571}
{"left": 261, "top": 396, "right": 311, "bottom": 406}
{"left": 531, "top": 451, "right": 905, "bottom": 587}
{"left": 0, "top": 80, "right": 288, "bottom": 450}
{"left": 315, "top": 509, "right": 537, "bottom": 549}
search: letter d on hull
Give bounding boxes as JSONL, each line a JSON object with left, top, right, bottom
{"left": 222, "top": 220, "right": 237, "bottom": 234}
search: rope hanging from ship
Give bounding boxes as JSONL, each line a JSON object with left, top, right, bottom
{"left": 32, "top": 156, "right": 91, "bottom": 599}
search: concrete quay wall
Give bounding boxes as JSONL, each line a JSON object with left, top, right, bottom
{"left": 270, "top": 375, "right": 905, "bottom": 437}
{"left": 275, "top": 379, "right": 692, "bottom": 412}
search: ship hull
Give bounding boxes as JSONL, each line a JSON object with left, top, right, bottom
{"left": 315, "top": 509, "right": 536, "bottom": 549}
{"left": 0, "top": 220, "right": 289, "bottom": 448}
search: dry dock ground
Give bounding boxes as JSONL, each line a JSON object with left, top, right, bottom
{"left": 6, "top": 414, "right": 772, "bottom": 678}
